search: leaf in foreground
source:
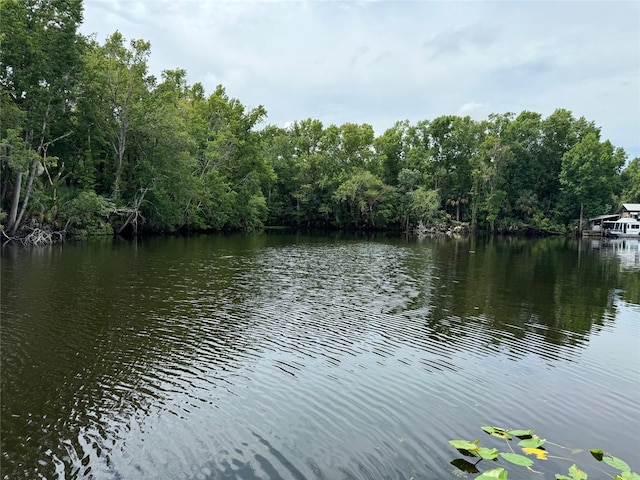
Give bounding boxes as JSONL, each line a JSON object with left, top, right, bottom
{"left": 476, "top": 447, "right": 499, "bottom": 460}
{"left": 616, "top": 472, "right": 640, "bottom": 480}
{"left": 507, "top": 429, "right": 535, "bottom": 437}
{"left": 449, "top": 440, "right": 479, "bottom": 451}
{"left": 603, "top": 455, "right": 630, "bottom": 472}
{"left": 481, "top": 426, "right": 512, "bottom": 439}
{"left": 589, "top": 449, "right": 604, "bottom": 461}
{"left": 557, "top": 464, "right": 588, "bottom": 480}
{"left": 499, "top": 452, "right": 534, "bottom": 467}
{"left": 522, "top": 447, "right": 548, "bottom": 460}
{"left": 475, "top": 467, "right": 508, "bottom": 480}
{"left": 518, "top": 437, "right": 546, "bottom": 449}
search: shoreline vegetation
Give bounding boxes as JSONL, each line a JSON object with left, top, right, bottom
{"left": 2, "top": 1, "right": 639, "bottom": 245}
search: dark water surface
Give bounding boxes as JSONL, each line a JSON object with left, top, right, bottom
{"left": 2, "top": 234, "right": 639, "bottom": 480}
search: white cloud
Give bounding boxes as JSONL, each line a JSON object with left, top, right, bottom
{"left": 458, "top": 102, "right": 490, "bottom": 119}
{"left": 80, "top": 0, "right": 640, "bottom": 158}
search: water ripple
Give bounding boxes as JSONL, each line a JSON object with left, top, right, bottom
{"left": 2, "top": 237, "right": 638, "bottom": 479}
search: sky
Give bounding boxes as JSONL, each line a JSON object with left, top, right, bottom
{"left": 80, "top": 0, "right": 640, "bottom": 159}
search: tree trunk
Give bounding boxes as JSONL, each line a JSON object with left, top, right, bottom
{"left": 579, "top": 202, "right": 584, "bottom": 235}
{"left": 6, "top": 170, "right": 23, "bottom": 232}
{"left": 470, "top": 177, "right": 479, "bottom": 232}
{"left": 10, "top": 160, "right": 39, "bottom": 235}
{"left": 112, "top": 116, "right": 127, "bottom": 200}
{"left": 8, "top": 99, "right": 49, "bottom": 235}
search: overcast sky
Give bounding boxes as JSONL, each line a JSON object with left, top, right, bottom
{"left": 80, "top": 0, "right": 640, "bottom": 159}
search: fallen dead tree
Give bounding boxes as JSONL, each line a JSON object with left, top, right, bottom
{"left": 2, "top": 226, "right": 66, "bottom": 246}
{"left": 115, "top": 187, "right": 148, "bottom": 235}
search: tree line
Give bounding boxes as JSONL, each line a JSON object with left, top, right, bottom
{"left": 2, "top": 0, "right": 639, "bottom": 239}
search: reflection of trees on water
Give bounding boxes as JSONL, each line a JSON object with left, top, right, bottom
{"left": 1, "top": 234, "right": 635, "bottom": 479}
{"left": 619, "top": 271, "right": 640, "bottom": 305}
{"left": 0, "top": 236, "right": 266, "bottom": 480}
{"left": 245, "top": 233, "right": 630, "bottom": 370}
{"left": 413, "top": 237, "right": 625, "bottom": 362}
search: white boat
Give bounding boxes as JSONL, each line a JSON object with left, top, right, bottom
{"left": 606, "top": 217, "right": 640, "bottom": 238}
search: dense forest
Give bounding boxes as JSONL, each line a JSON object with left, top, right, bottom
{"left": 2, "top": 0, "right": 639, "bottom": 241}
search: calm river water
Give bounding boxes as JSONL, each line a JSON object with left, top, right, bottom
{"left": 1, "top": 233, "right": 639, "bottom": 480}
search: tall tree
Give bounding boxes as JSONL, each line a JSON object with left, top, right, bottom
{"left": 129, "top": 69, "right": 197, "bottom": 232}
{"left": 374, "top": 120, "right": 410, "bottom": 186}
{"left": 259, "top": 125, "right": 296, "bottom": 224}
{"left": 333, "top": 169, "right": 393, "bottom": 228}
{"left": 470, "top": 137, "right": 513, "bottom": 232}
{"left": 337, "top": 122, "right": 375, "bottom": 167}
{"left": 397, "top": 168, "right": 439, "bottom": 231}
{"left": 620, "top": 158, "right": 640, "bottom": 203}
{"left": 82, "top": 32, "right": 154, "bottom": 201}
{"left": 540, "top": 109, "right": 599, "bottom": 219}
{"left": 560, "top": 132, "right": 626, "bottom": 229}
{"left": 186, "top": 85, "right": 270, "bottom": 231}
{"left": 1, "top": 0, "right": 84, "bottom": 234}
{"left": 500, "top": 111, "right": 543, "bottom": 221}
{"left": 428, "top": 116, "right": 481, "bottom": 221}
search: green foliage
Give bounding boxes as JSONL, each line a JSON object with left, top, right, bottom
{"left": 556, "top": 464, "right": 588, "bottom": 480}
{"left": 333, "top": 169, "right": 394, "bottom": 228}
{"left": 0, "top": 1, "right": 632, "bottom": 237}
{"left": 604, "top": 456, "right": 630, "bottom": 472}
{"left": 518, "top": 437, "right": 546, "bottom": 449}
{"left": 499, "top": 452, "right": 534, "bottom": 467}
{"left": 408, "top": 187, "right": 440, "bottom": 225}
{"left": 620, "top": 158, "right": 640, "bottom": 203}
{"left": 449, "top": 439, "right": 481, "bottom": 451}
{"left": 560, "top": 133, "right": 626, "bottom": 220}
{"left": 531, "top": 212, "right": 567, "bottom": 235}
{"left": 449, "top": 426, "right": 638, "bottom": 480}
{"left": 1, "top": 129, "right": 40, "bottom": 173}
{"left": 61, "top": 191, "right": 114, "bottom": 237}
{"left": 476, "top": 467, "right": 508, "bottom": 480}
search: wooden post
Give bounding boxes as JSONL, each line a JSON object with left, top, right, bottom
{"left": 579, "top": 202, "right": 584, "bottom": 236}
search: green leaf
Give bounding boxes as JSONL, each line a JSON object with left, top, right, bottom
{"left": 556, "top": 476, "right": 571, "bottom": 480}
{"left": 477, "top": 447, "right": 499, "bottom": 460}
{"left": 618, "top": 472, "right": 640, "bottom": 480}
{"left": 499, "top": 452, "right": 534, "bottom": 467}
{"left": 590, "top": 449, "right": 604, "bottom": 461}
{"left": 481, "top": 426, "right": 512, "bottom": 439}
{"left": 507, "top": 429, "right": 535, "bottom": 437}
{"left": 568, "top": 463, "right": 588, "bottom": 480}
{"left": 518, "top": 437, "right": 546, "bottom": 448}
{"left": 449, "top": 440, "right": 480, "bottom": 451}
{"left": 604, "top": 456, "right": 630, "bottom": 472}
{"left": 475, "top": 467, "right": 508, "bottom": 480}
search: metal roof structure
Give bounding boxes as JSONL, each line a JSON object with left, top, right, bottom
{"left": 620, "top": 203, "right": 640, "bottom": 212}
{"left": 588, "top": 213, "right": 619, "bottom": 222}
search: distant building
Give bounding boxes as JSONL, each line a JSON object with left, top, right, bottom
{"left": 588, "top": 213, "right": 619, "bottom": 231}
{"left": 586, "top": 204, "right": 640, "bottom": 234}
{"left": 619, "top": 203, "right": 640, "bottom": 219}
